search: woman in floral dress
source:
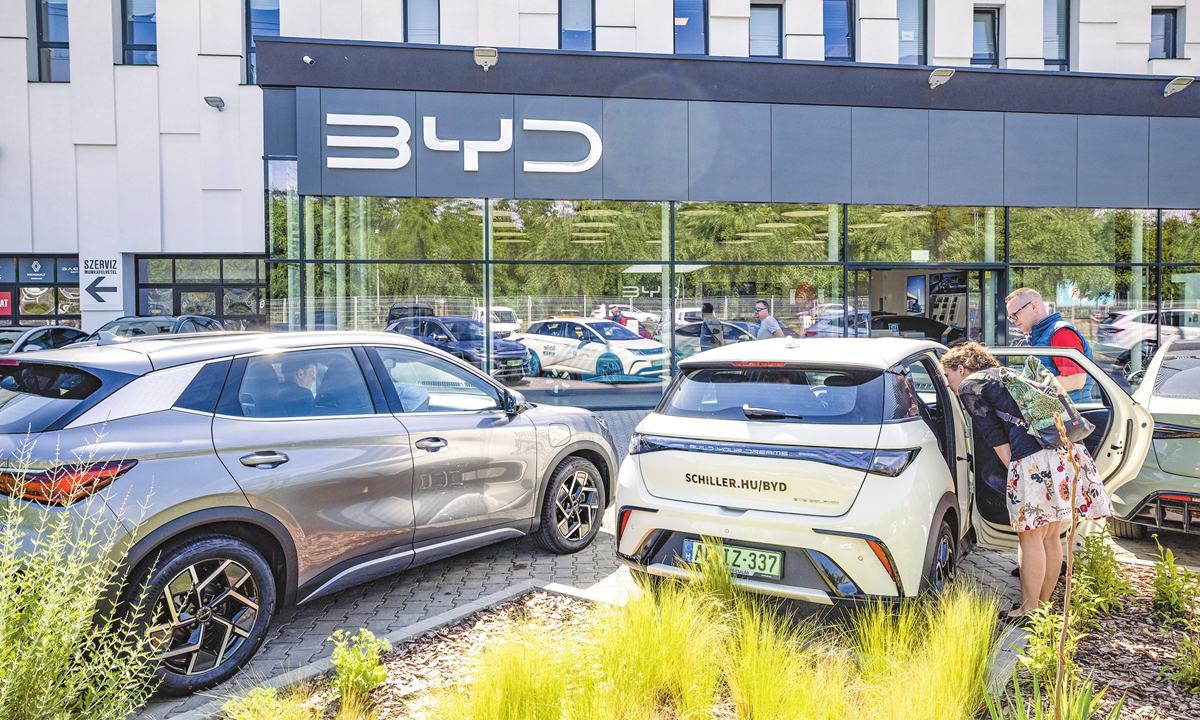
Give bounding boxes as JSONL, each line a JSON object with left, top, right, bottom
{"left": 940, "top": 343, "right": 1112, "bottom": 621}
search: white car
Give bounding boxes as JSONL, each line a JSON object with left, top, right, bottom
{"left": 473, "top": 306, "right": 523, "bottom": 338}
{"left": 591, "top": 304, "right": 662, "bottom": 325}
{"left": 1094, "top": 308, "right": 1200, "bottom": 369}
{"left": 520, "top": 318, "right": 668, "bottom": 380}
{"left": 615, "top": 338, "right": 1152, "bottom": 604}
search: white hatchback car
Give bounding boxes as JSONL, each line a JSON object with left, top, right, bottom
{"left": 521, "top": 318, "right": 668, "bottom": 380}
{"left": 615, "top": 338, "right": 1153, "bottom": 605}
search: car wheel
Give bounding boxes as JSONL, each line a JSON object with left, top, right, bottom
{"left": 533, "top": 457, "right": 606, "bottom": 554}
{"left": 129, "top": 536, "right": 276, "bottom": 695}
{"left": 919, "top": 519, "right": 956, "bottom": 595}
{"left": 595, "top": 353, "right": 623, "bottom": 379}
{"left": 1109, "top": 518, "right": 1145, "bottom": 540}
{"left": 527, "top": 352, "right": 542, "bottom": 377}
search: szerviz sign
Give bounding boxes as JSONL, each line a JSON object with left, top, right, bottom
{"left": 80, "top": 258, "right": 122, "bottom": 311}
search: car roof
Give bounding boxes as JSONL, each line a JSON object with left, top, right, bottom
{"left": 678, "top": 337, "right": 945, "bottom": 369}
{"left": 20, "top": 331, "right": 428, "bottom": 375}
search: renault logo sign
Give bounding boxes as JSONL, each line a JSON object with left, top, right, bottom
{"left": 326, "top": 114, "right": 601, "bottom": 174}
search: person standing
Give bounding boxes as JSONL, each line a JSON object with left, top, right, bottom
{"left": 700, "top": 302, "right": 724, "bottom": 349}
{"left": 753, "top": 300, "right": 785, "bottom": 340}
{"left": 1005, "top": 288, "right": 1096, "bottom": 404}
{"left": 941, "top": 343, "right": 1113, "bottom": 622}
{"left": 608, "top": 305, "right": 628, "bottom": 327}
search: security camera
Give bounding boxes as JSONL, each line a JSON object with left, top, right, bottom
{"left": 302, "top": 55, "right": 315, "bottom": 66}
{"left": 474, "top": 47, "right": 498, "bottom": 72}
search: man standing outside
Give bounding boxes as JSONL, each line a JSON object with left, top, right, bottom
{"left": 753, "top": 300, "right": 786, "bottom": 340}
{"left": 608, "top": 305, "right": 628, "bottom": 327}
{"left": 1005, "top": 288, "right": 1095, "bottom": 403}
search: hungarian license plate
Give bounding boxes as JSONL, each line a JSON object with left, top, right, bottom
{"left": 682, "top": 540, "right": 782, "bottom": 580}
{"left": 507, "top": 359, "right": 523, "bottom": 366}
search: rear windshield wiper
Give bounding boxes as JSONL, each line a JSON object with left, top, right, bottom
{"left": 742, "top": 404, "right": 803, "bottom": 421}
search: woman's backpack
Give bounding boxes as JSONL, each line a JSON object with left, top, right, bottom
{"left": 997, "top": 356, "right": 1095, "bottom": 449}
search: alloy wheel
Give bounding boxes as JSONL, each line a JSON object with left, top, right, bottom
{"left": 147, "top": 559, "right": 261, "bottom": 676}
{"left": 930, "top": 532, "right": 955, "bottom": 593}
{"left": 554, "top": 470, "right": 600, "bottom": 542}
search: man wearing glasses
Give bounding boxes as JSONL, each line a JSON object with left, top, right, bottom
{"left": 1004, "top": 288, "right": 1096, "bottom": 404}
{"left": 753, "top": 301, "right": 786, "bottom": 340}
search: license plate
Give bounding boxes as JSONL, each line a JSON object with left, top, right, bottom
{"left": 651, "top": 359, "right": 664, "bottom": 367}
{"left": 682, "top": 540, "right": 782, "bottom": 580}
{"left": 507, "top": 359, "right": 523, "bottom": 366}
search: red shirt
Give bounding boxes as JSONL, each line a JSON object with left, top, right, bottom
{"left": 1049, "top": 327, "right": 1085, "bottom": 376}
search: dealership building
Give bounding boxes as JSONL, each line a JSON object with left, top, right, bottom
{"left": 2, "top": 0, "right": 1200, "bottom": 406}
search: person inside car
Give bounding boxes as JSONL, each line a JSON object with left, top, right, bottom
{"left": 276, "top": 356, "right": 317, "bottom": 416}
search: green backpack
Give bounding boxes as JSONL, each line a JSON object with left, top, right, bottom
{"left": 996, "top": 356, "right": 1095, "bottom": 449}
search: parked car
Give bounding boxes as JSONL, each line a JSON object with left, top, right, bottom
{"left": 615, "top": 338, "right": 1152, "bottom": 605}
{"left": 386, "top": 316, "right": 529, "bottom": 384}
{"left": 80, "top": 315, "right": 225, "bottom": 342}
{"left": 591, "top": 304, "right": 662, "bottom": 325}
{"left": 0, "top": 325, "right": 87, "bottom": 354}
{"left": 385, "top": 303, "right": 436, "bottom": 324}
{"left": 0, "top": 331, "right": 616, "bottom": 693}
{"left": 1108, "top": 339, "right": 1200, "bottom": 538}
{"left": 473, "top": 306, "right": 523, "bottom": 338}
{"left": 804, "top": 310, "right": 872, "bottom": 338}
{"left": 520, "top": 318, "right": 668, "bottom": 380}
{"left": 672, "top": 320, "right": 755, "bottom": 360}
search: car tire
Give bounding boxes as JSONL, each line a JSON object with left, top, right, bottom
{"left": 527, "top": 352, "right": 542, "bottom": 377}
{"left": 127, "top": 535, "right": 277, "bottom": 696}
{"left": 594, "top": 354, "right": 623, "bottom": 379}
{"left": 1109, "top": 518, "right": 1145, "bottom": 540}
{"left": 533, "top": 457, "right": 606, "bottom": 554}
{"left": 919, "top": 519, "right": 956, "bottom": 595}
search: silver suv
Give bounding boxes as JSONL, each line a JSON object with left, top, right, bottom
{"left": 0, "top": 332, "right": 615, "bottom": 694}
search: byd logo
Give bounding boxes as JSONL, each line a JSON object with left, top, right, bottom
{"left": 326, "top": 115, "right": 602, "bottom": 174}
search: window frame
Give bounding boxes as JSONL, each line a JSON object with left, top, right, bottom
{"left": 121, "top": 0, "right": 157, "bottom": 65}
{"left": 1150, "top": 8, "right": 1179, "bottom": 60}
{"left": 404, "top": 0, "right": 441, "bottom": 44}
{"left": 971, "top": 7, "right": 1000, "bottom": 68}
{"left": 1043, "top": 0, "right": 1069, "bottom": 71}
{"left": 559, "top": 0, "right": 595, "bottom": 51}
{"left": 749, "top": 3, "right": 783, "bottom": 58}
{"left": 673, "top": 0, "right": 709, "bottom": 56}
{"left": 35, "top": 0, "right": 70, "bottom": 82}
{"left": 823, "top": 0, "right": 855, "bottom": 62}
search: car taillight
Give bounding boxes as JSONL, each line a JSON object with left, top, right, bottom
{"left": 618, "top": 507, "right": 633, "bottom": 543}
{"left": 0, "top": 460, "right": 137, "bottom": 506}
{"left": 868, "top": 449, "right": 919, "bottom": 477}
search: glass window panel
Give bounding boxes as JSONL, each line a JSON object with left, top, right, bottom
{"left": 138, "top": 287, "right": 172, "bottom": 316}
{"left": 239, "top": 348, "right": 374, "bottom": 418}
{"left": 268, "top": 160, "right": 300, "bottom": 260}
{"left": 223, "top": 288, "right": 262, "bottom": 316}
{"left": 1009, "top": 208, "right": 1158, "bottom": 264}
{"left": 846, "top": 206, "right": 1001, "bottom": 263}
{"left": 1164, "top": 268, "right": 1200, "bottom": 347}
{"left": 39, "top": 0, "right": 70, "bottom": 43}
{"left": 38, "top": 48, "right": 70, "bottom": 82}
{"left": 174, "top": 259, "right": 220, "bottom": 283}
{"left": 248, "top": 0, "right": 279, "bottom": 46}
{"left": 1164, "top": 210, "right": 1200, "bottom": 263}
{"left": 308, "top": 197, "right": 484, "bottom": 261}
{"left": 823, "top": 0, "right": 852, "bottom": 59}
{"left": 676, "top": 203, "right": 844, "bottom": 262}
{"left": 268, "top": 262, "right": 302, "bottom": 331}
{"left": 674, "top": 0, "right": 707, "bottom": 55}
{"left": 407, "top": 0, "right": 440, "bottom": 43}
{"left": 305, "top": 262, "right": 482, "bottom": 330}
{"left": 897, "top": 0, "right": 925, "bottom": 65}
{"left": 124, "top": 0, "right": 157, "bottom": 64}
{"left": 1043, "top": 0, "right": 1068, "bottom": 70}
{"left": 1151, "top": 9, "right": 1177, "bottom": 60}
{"left": 56, "top": 287, "right": 79, "bottom": 316}
{"left": 749, "top": 5, "right": 781, "bottom": 58}
{"left": 138, "top": 258, "right": 173, "bottom": 283}
{"left": 19, "top": 288, "right": 55, "bottom": 316}
{"left": 972, "top": 9, "right": 997, "bottom": 66}
{"left": 179, "top": 291, "right": 217, "bottom": 316}
{"left": 223, "top": 258, "right": 259, "bottom": 281}
{"left": 493, "top": 201, "right": 665, "bottom": 263}
{"left": 561, "top": 0, "right": 593, "bottom": 50}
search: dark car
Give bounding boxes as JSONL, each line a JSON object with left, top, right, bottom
{"left": 385, "top": 303, "right": 437, "bottom": 324}
{"left": 386, "top": 316, "right": 530, "bottom": 384}
{"left": 0, "top": 325, "right": 88, "bottom": 354}
{"left": 81, "top": 315, "right": 225, "bottom": 342}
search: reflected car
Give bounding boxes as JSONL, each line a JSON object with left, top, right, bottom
{"left": 80, "top": 315, "right": 225, "bottom": 342}
{"left": 591, "top": 304, "right": 662, "bottom": 325}
{"left": 1110, "top": 339, "right": 1200, "bottom": 539}
{"left": 473, "top": 306, "right": 522, "bottom": 338}
{"left": 1094, "top": 308, "right": 1200, "bottom": 372}
{"left": 520, "top": 318, "right": 668, "bottom": 380}
{"left": 0, "top": 331, "right": 615, "bottom": 694}
{"left": 386, "top": 316, "right": 529, "bottom": 384}
{"left": 385, "top": 303, "right": 436, "bottom": 325}
{"left": 672, "top": 320, "right": 755, "bottom": 360}
{"left": 0, "top": 326, "right": 87, "bottom": 354}
{"left": 805, "top": 312, "right": 952, "bottom": 342}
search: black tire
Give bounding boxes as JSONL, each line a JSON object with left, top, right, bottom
{"left": 1109, "top": 518, "right": 1146, "bottom": 540}
{"left": 533, "top": 457, "right": 606, "bottom": 554}
{"left": 919, "top": 519, "right": 957, "bottom": 595}
{"left": 127, "top": 536, "right": 277, "bottom": 696}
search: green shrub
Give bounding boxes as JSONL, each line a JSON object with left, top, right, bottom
{"left": 1151, "top": 535, "right": 1200, "bottom": 619}
{"left": 1073, "top": 527, "right": 1133, "bottom": 618}
{"left": 1020, "top": 607, "right": 1082, "bottom": 684}
{"left": 1164, "top": 631, "right": 1200, "bottom": 692}
{"left": 328, "top": 628, "right": 392, "bottom": 703}
{"left": 986, "top": 673, "right": 1123, "bottom": 720}
{"left": 0, "top": 443, "right": 160, "bottom": 720}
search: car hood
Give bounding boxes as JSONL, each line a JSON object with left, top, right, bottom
{"left": 455, "top": 338, "right": 527, "bottom": 354}
{"left": 610, "top": 338, "right": 666, "bottom": 352}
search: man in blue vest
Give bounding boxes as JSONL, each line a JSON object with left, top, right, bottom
{"left": 1005, "top": 288, "right": 1096, "bottom": 404}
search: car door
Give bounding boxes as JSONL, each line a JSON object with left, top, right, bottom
{"left": 566, "top": 322, "right": 607, "bottom": 374}
{"left": 532, "top": 321, "right": 568, "bottom": 373}
{"left": 211, "top": 346, "right": 415, "bottom": 598}
{"left": 366, "top": 345, "right": 538, "bottom": 562}
{"left": 971, "top": 346, "right": 1153, "bottom": 550}
{"left": 908, "top": 352, "right": 973, "bottom": 529}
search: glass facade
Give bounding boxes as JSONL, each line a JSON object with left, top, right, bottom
{"left": 123, "top": 0, "right": 157, "bottom": 65}
{"left": 560, "top": 0, "right": 593, "bottom": 50}
{"left": 674, "top": 0, "right": 707, "bottom": 55}
{"left": 0, "top": 256, "right": 80, "bottom": 327}
{"left": 36, "top": 0, "right": 69, "bottom": 82}
{"left": 823, "top": 0, "right": 853, "bottom": 60}
{"left": 136, "top": 256, "right": 268, "bottom": 330}
{"left": 246, "top": 0, "right": 280, "bottom": 84}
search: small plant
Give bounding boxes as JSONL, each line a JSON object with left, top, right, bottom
{"left": 221, "top": 686, "right": 320, "bottom": 720}
{"left": 1151, "top": 534, "right": 1200, "bottom": 619}
{"left": 1019, "top": 606, "right": 1082, "bottom": 684}
{"left": 328, "top": 628, "right": 392, "bottom": 703}
{"left": 1164, "top": 630, "right": 1200, "bottom": 692}
{"left": 986, "top": 673, "right": 1124, "bottom": 720}
{"left": 1073, "top": 526, "right": 1133, "bottom": 617}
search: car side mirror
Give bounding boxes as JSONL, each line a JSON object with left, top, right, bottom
{"left": 1125, "top": 369, "right": 1145, "bottom": 388}
{"left": 504, "top": 389, "right": 527, "bottom": 415}
{"left": 434, "top": 334, "right": 449, "bottom": 343}
{"left": 21, "top": 345, "right": 41, "bottom": 352}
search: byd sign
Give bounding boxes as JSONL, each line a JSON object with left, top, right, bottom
{"left": 325, "top": 114, "right": 602, "bottom": 174}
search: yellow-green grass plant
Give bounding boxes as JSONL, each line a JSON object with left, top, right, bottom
{"left": 220, "top": 686, "right": 323, "bottom": 720}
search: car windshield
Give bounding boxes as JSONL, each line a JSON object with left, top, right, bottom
{"left": 492, "top": 310, "right": 518, "bottom": 323}
{"left": 658, "top": 365, "right": 886, "bottom": 424}
{"left": 1154, "top": 343, "right": 1200, "bottom": 400}
{"left": 445, "top": 320, "right": 487, "bottom": 342}
{"left": 588, "top": 321, "right": 641, "bottom": 341}
{"left": 0, "top": 330, "right": 25, "bottom": 352}
{"left": 0, "top": 362, "right": 105, "bottom": 433}
{"left": 93, "top": 319, "right": 176, "bottom": 338}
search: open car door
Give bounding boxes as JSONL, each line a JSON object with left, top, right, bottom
{"left": 971, "top": 347, "right": 1153, "bottom": 551}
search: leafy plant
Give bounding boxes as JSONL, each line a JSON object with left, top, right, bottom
{"left": 328, "top": 628, "right": 392, "bottom": 703}
{"left": 0, "top": 439, "right": 160, "bottom": 720}
{"left": 986, "top": 673, "right": 1124, "bottom": 720}
{"left": 1151, "top": 534, "right": 1200, "bottom": 619}
{"left": 1019, "top": 606, "right": 1082, "bottom": 684}
{"left": 1164, "top": 631, "right": 1200, "bottom": 692}
{"left": 1073, "top": 526, "right": 1134, "bottom": 618}
{"left": 221, "top": 686, "right": 321, "bottom": 720}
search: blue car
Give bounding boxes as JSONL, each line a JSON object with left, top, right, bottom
{"left": 386, "top": 316, "right": 530, "bottom": 384}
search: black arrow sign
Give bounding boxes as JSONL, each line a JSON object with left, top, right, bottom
{"left": 86, "top": 276, "right": 118, "bottom": 303}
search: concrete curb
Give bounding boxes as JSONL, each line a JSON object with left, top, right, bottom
{"left": 987, "top": 624, "right": 1031, "bottom": 695}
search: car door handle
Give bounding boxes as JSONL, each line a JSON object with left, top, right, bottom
{"left": 240, "top": 451, "right": 290, "bottom": 468}
{"left": 415, "top": 437, "right": 448, "bottom": 451}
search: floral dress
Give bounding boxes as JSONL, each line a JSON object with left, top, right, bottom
{"left": 1007, "top": 444, "right": 1113, "bottom": 532}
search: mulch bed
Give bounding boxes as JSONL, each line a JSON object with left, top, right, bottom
{"left": 1071, "top": 563, "right": 1200, "bottom": 720}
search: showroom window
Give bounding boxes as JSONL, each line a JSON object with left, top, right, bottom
{"left": 674, "top": 0, "right": 707, "bottom": 55}
{"left": 1043, "top": 0, "right": 1068, "bottom": 71}
{"left": 0, "top": 257, "right": 80, "bottom": 327}
{"left": 246, "top": 0, "right": 280, "bottom": 84}
{"left": 560, "top": 0, "right": 594, "bottom": 50}
{"left": 749, "top": 5, "right": 782, "bottom": 58}
{"left": 1151, "top": 9, "right": 1178, "bottom": 59}
{"left": 972, "top": 8, "right": 999, "bottom": 67}
{"left": 406, "top": 0, "right": 439, "bottom": 43}
{"left": 36, "top": 0, "right": 70, "bottom": 82}
{"left": 897, "top": 0, "right": 925, "bottom": 65}
{"left": 824, "top": 0, "right": 853, "bottom": 60}
{"left": 136, "top": 256, "right": 267, "bottom": 330}
{"left": 122, "top": 0, "right": 156, "bottom": 64}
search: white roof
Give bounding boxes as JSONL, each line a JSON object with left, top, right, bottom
{"left": 678, "top": 337, "right": 945, "bottom": 369}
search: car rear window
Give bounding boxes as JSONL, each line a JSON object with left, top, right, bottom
{"left": 658, "top": 365, "right": 886, "bottom": 424}
{"left": 0, "top": 362, "right": 105, "bottom": 434}
{"left": 1154, "top": 343, "right": 1200, "bottom": 400}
